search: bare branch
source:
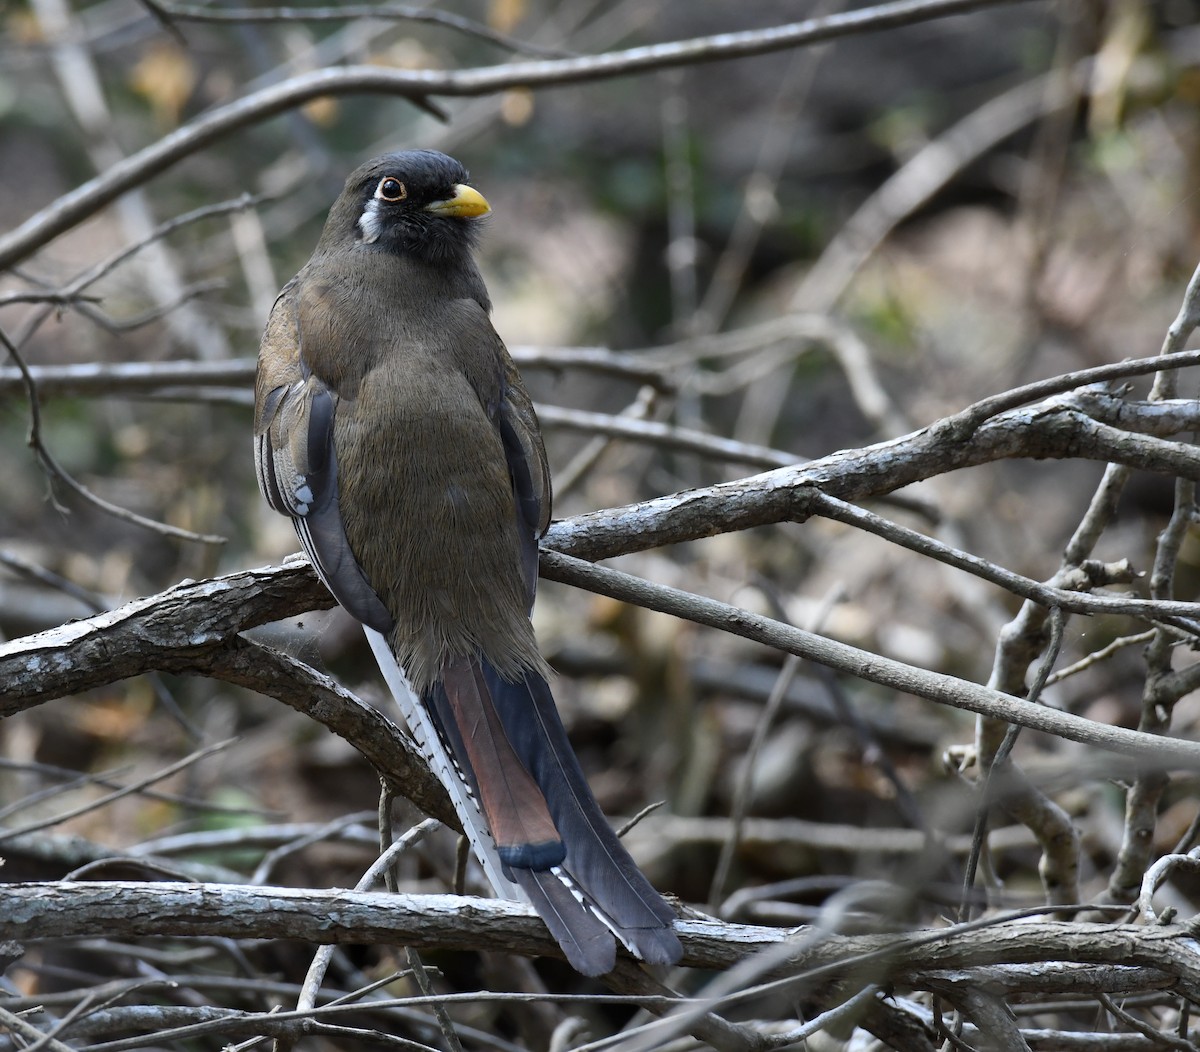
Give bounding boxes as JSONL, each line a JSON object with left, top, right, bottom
{"left": 537, "top": 552, "right": 1200, "bottom": 769}
{"left": 138, "top": 0, "right": 574, "bottom": 58}
{"left": 543, "top": 387, "right": 1200, "bottom": 563}
{"left": 0, "top": 740, "right": 234, "bottom": 846}
{"left": 809, "top": 491, "right": 1188, "bottom": 623}
{"left": 7, "top": 882, "right": 1200, "bottom": 992}
{"left": 0, "top": 346, "right": 673, "bottom": 399}
{"left": 0, "top": 322, "right": 227, "bottom": 545}
{"left": 1, "top": 192, "right": 268, "bottom": 308}
{"left": 0, "top": 563, "right": 457, "bottom": 829}
{"left": 8, "top": 389, "right": 1200, "bottom": 762}
{"left": 793, "top": 67, "right": 1074, "bottom": 311}
{"left": 0, "top": 0, "right": 1035, "bottom": 272}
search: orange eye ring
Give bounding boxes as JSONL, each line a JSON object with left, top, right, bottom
{"left": 376, "top": 177, "right": 407, "bottom": 202}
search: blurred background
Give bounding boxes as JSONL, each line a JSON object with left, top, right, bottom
{"left": 4, "top": 0, "right": 1200, "bottom": 1045}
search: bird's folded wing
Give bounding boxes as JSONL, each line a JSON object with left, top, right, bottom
{"left": 253, "top": 286, "right": 393, "bottom": 632}
{"left": 495, "top": 351, "right": 552, "bottom": 608}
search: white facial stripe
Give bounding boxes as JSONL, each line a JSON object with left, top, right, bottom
{"left": 358, "top": 198, "right": 383, "bottom": 243}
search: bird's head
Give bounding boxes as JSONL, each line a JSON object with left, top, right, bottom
{"left": 322, "top": 150, "right": 491, "bottom": 265}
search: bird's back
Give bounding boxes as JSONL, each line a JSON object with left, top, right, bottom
{"left": 294, "top": 258, "right": 545, "bottom": 693}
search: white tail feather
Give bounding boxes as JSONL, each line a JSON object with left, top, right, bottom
{"left": 363, "top": 626, "right": 528, "bottom": 904}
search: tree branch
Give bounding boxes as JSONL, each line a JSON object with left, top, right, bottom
{"left": 5, "top": 882, "right": 1200, "bottom": 992}
{"left": 543, "top": 391, "right": 1200, "bottom": 562}
{"left": 0, "top": 0, "right": 1035, "bottom": 272}
{"left": 0, "top": 558, "right": 457, "bottom": 828}
{"left": 537, "top": 553, "right": 1200, "bottom": 768}
{"left": 4, "top": 548, "right": 1199, "bottom": 769}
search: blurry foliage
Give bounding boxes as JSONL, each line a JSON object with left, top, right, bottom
{"left": 4, "top": 0, "right": 1200, "bottom": 1049}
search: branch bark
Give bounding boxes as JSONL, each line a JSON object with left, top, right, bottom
{"left": 542, "top": 393, "right": 1200, "bottom": 562}
{"left": 4, "top": 549, "right": 1200, "bottom": 769}
{"left": 5, "top": 881, "right": 1200, "bottom": 993}
{"left": 8, "top": 383, "right": 1200, "bottom": 771}
{"left": 0, "top": 559, "right": 457, "bottom": 828}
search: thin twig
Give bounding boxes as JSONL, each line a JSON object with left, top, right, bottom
{"left": 1046, "top": 630, "right": 1160, "bottom": 685}
{"left": 137, "top": 0, "right": 574, "bottom": 57}
{"left": 553, "top": 385, "right": 660, "bottom": 497}
{"left": 0, "top": 739, "right": 236, "bottom": 845}
{"left": 0, "top": 321, "right": 227, "bottom": 545}
{"left": 250, "top": 812, "right": 379, "bottom": 886}
{"left": 809, "top": 490, "right": 1191, "bottom": 624}
{"left": 6, "top": 192, "right": 269, "bottom": 307}
{"left": 0, "top": 346, "right": 673, "bottom": 398}
{"left": 1098, "top": 992, "right": 1200, "bottom": 1052}
{"left": 0, "top": 0, "right": 1039, "bottom": 272}
{"left": 708, "top": 585, "right": 842, "bottom": 912}
{"left": 292, "top": 814, "right": 439, "bottom": 1034}
{"left": 0, "top": 1004, "right": 79, "bottom": 1052}
{"left": 537, "top": 552, "right": 1200, "bottom": 769}
{"left": 792, "top": 60, "right": 1082, "bottom": 311}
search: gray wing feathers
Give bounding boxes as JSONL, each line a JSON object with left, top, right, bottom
{"left": 256, "top": 376, "right": 393, "bottom": 633}
{"left": 496, "top": 363, "right": 551, "bottom": 609}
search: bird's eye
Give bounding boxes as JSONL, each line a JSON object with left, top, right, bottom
{"left": 375, "top": 177, "right": 407, "bottom": 202}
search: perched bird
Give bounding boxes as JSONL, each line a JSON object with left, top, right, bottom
{"left": 253, "top": 149, "right": 681, "bottom": 976}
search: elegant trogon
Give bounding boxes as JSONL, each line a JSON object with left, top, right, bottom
{"left": 253, "top": 149, "right": 681, "bottom": 976}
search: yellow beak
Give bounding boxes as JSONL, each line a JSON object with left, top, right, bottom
{"left": 424, "top": 184, "right": 491, "bottom": 218}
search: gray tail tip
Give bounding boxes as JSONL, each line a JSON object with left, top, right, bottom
{"left": 564, "top": 924, "right": 683, "bottom": 976}
{"left": 630, "top": 925, "right": 684, "bottom": 967}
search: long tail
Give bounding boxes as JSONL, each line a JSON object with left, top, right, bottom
{"left": 365, "top": 628, "right": 680, "bottom": 975}
{"left": 364, "top": 628, "right": 520, "bottom": 898}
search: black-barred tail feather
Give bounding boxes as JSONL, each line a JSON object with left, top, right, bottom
{"left": 364, "top": 628, "right": 522, "bottom": 900}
